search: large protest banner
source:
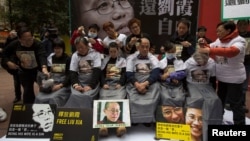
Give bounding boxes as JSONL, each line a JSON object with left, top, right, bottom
{"left": 70, "top": 0, "right": 199, "bottom": 52}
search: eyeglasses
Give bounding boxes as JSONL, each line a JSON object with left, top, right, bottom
{"left": 33, "top": 110, "right": 53, "bottom": 118}
{"left": 162, "top": 107, "right": 183, "bottom": 116}
{"left": 107, "top": 109, "right": 120, "bottom": 114}
{"left": 82, "top": 0, "right": 132, "bottom": 15}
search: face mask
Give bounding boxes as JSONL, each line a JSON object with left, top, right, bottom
{"left": 88, "top": 32, "right": 97, "bottom": 38}
{"left": 166, "top": 53, "right": 176, "bottom": 59}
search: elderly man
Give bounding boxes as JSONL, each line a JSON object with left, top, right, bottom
{"left": 126, "top": 37, "right": 160, "bottom": 126}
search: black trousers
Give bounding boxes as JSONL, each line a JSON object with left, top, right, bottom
{"left": 18, "top": 69, "right": 37, "bottom": 104}
{"left": 217, "top": 81, "right": 245, "bottom": 125}
{"left": 12, "top": 71, "right": 22, "bottom": 99}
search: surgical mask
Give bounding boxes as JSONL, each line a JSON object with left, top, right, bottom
{"left": 88, "top": 32, "right": 97, "bottom": 38}
{"left": 166, "top": 53, "right": 176, "bottom": 59}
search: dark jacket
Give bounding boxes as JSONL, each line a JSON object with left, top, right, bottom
{"left": 125, "top": 32, "right": 153, "bottom": 54}
{"left": 239, "top": 31, "right": 250, "bottom": 65}
{"left": 1, "top": 39, "right": 47, "bottom": 73}
{"left": 170, "top": 32, "right": 196, "bottom": 61}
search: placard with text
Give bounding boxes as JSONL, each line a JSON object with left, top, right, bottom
{"left": 51, "top": 107, "right": 98, "bottom": 141}
{"left": 6, "top": 104, "right": 57, "bottom": 139}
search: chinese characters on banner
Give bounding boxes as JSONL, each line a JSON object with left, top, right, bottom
{"left": 70, "top": 0, "right": 199, "bottom": 52}
{"left": 134, "top": 0, "right": 199, "bottom": 51}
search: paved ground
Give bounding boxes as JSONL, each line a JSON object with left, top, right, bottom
{"left": 0, "top": 68, "right": 39, "bottom": 137}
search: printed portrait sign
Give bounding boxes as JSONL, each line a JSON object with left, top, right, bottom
{"left": 156, "top": 105, "right": 203, "bottom": 141}
{"left": 93, "top": 99, "right": 131, "bottom": 128}
{"left": 184, "top": 106, "right": 203, "bottom": 141}
{"left": 6, "top": 104, "right": 56, "bottom": 139}
{"left": 156, "top": 105, "right": 185, "bottom": 124}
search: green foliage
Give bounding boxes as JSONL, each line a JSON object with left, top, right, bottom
{"left": 7, "top": 0, "right": 70, "bottom": 36}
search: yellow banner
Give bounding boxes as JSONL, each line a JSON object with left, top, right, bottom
{"left": 156, "top": 122, "right": 191, "bottom": 141}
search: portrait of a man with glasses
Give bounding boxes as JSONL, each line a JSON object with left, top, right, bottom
{"left": 71, "top": 0, "right": 135, "bottom": 39}
{"left": 160, "top": 105, "right": 185, "bottom": 124}
{"left": 32, "top": 104, "right": 55, "bottom": 132}
{"left": 7, "top": 104, "right": 56, "bottom": 138}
